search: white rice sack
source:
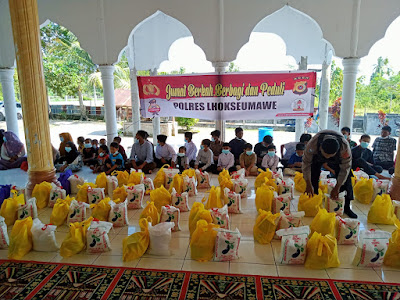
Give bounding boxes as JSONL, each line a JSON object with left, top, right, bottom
{"left": 320, "top": 178, "right": 337, "bottom": 194}
{"left": 279, "top": 178, "right": 294, "bottom": 199}
{"left": 49, "top": 183, "right": 66, "bottom": 208}
{"left": 214, "top": 228, "right": 241, "bottom": 262}
{"left": 106, "top": 175, "right": 119, "bottom": 197}
{"left": 87, "top": 187, "right": 105, "bottom": 205}
{"left": 182, "top": 175, "right": 197, "bottom": 197}
{"left": 274, "top": 211, "right": 305, "bottom": 240}
{"left": 31, "top": 218, "right": 59, "bottom": 252}
{"left": 67, "top": 200, "right": 90, "bottom": 224}
{"left": 326, "top": 191, "right": 346, "bottom": 216}
{"left": 223, "top": 188, "right": 242, "bottom": 214}
{"left": 171, "top": 188, "right": 190, "bottom": 212}
{"left": 276, "top": 226, "right": 310, "bottom": 265}
{"left": 336, "top": 216, "right": 360, "bottom": 245}
{"left": 148, "top": 222, "right": 174, "bottom": 256}
{"left": 373, "top": 180, "right": 390, "bottom": 200}
{"left": 393, "top": 200, "right": 400, "bottom": 220}
{"left": 125, "top": 184, "right": 145, "bottom": 209}
{"left": 164, "top": 168, "right": 180, "bottom": 189}
{"left": 143, "top": 177, "right": 154, "bottom": 194}
{"left": 272, "top": 169, "right": 284, "bottom": 181}
{"left": 160, "top": 205, "right": 181, "bottom": 231}
{"left": 87, "top": 220, "right": 113, "bottom": 254}
{"left": 233, "top": 177, "right": 248, "bottom": 198}
{"left": 108, "top": 200, "right": 129, "bottom": 227}
{"left": 68, "top": 174, "right": 85, "bottom": 194}
{"left": 18, "top": 197, "right": 38, "bottom": 220}
{"left": 210, "top": 205, "right": 230, "bottom": 229}
{"left": 320, "top": 170, "right": 331, "bottom": 180}
{"left": 353, "top": 230, "right": 391, "bottom": 267}
{"left": 0, "top": 216, "right": 9, "bottom": 249}
{"left": 195, "top": 169, "right": 210, "bottom": 189}
{"left": 231, "top": 168, "right": 245, "bottom": 179}
{"left": 272, "top": 194, "right": 291, "bottom": 214}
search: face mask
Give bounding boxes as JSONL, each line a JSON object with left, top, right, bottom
{"left": 268, "top": 151, "right": 275, "bottom": 157}
{"left": 60, "top": 136, "right": 64, "bottom": 142}
{"left": 222, "top": 149, "right": 230, "bottom": 154}
{"left": 84, "top": 143, "right": 92, "bottom": 148}
{"left": 177, "top": 153, "right": 185, "bottom": 157}
{"left": 65, "top": 147, "right": 72, "bottom": 153}
{"left": 3, "top": 137, "right": 6, "bottom": 142}
{"left": 184, "top": 138, "right": 188, "bottom": 143}
{"left": 295, "top": 153, "right": 303, "bottom": 157}
{"left": 99, "top": 152, "right": 105, "bottom": 157}
{"left": 382, "top": 135, "right": 389, "bottom": 139}
{"left": 236, "top": 137, "right": 242, "bottom": 140}
{"left": 135, "top": 138, "right": 139, "bottom": 144}
{"left": 361, "top": 142, "right": 369, "bottom": 149}
{"left": 157, "top": 143, "right": 160, "bottom": 147}
{"left": 200, "top": 145, "right": 204, "bottom": 150}
{"left": 113, "top": 151, "right": 119, "bottom": 155}
{"left": 211, "top": 138, "right": 215, "bottom": 142}
{"left": 246, "top": 151, "right": 253, "bottom": 156}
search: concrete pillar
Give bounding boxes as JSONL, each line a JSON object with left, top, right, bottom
{"left": 130, "top": 68, "right": 141, "bottom": 137}
{"left": 389, "top": 138, "right": 400, "bottom": 200}
{"left": 212, "top": 61, "right": 229, "bottom": 141}
{"left": 319, "top": 61, "right": 331, "bottom": 130}
{"left": 0, "top": 68, "right": 19, "bottom": 136}
{"left": 339, "top": 58, "right": 360, "bottom": 131}
{"left": 8, "top": 0, "right": 57, "bottom": 195}
{"left": 295, "top": 56, "right": 307, "bottom": 141}
{"left": 151, "top": 68, "right": 160, "bottom": 143}
{"left": 99, "top": 65, "right": 118, "bottom": 145}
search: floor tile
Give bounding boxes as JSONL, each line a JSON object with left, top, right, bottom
{"left": 137, "top": 257, "right": 184, "bottom": 271}
{"left": 327, "top": 268, "right": 383, "bottom": 282}
{"left": 22, "top": 251, "right": 58, "bottom": 262}
{"left": 52, "top": 253, "right": 100, "bottom": 265}
{"left": 182, "top": 260, "right": 229, "bottom": 273}
{"left": 94, "top": 254, "right": 139, "bottom": 268}
{"left": 277, "top": 265, "right": 329, "bottom": 279}
{"left": 230, "top": 262, "right": 277, "bottom": 276}
{"left": 236, "top": 241, "right": 275, "bottom": 264}
{"left": 375, "top": 270, "right": 400, "bottom": 283}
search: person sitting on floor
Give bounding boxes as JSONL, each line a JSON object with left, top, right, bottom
{"left": 91, "top": 144, "right": 109, "bottom": 173}
{"left": 155, "top": 134, "right": 176, "bottom": 168}
{"left": 113, "top": 136, "right": 127, "bottom": 162}
{"left": 287, "top": 143, "right": 305, "bottom": 172}
{"left": 99, "top": 138, "right": 107, "bottom": 146}
{"left": 281, "top": 133, "right": 311, "bottom": 167}
{"left": 372, "top": 126, "right": 396, "bottom": 175}
{"left": 210, "top": 129, "right": 223, "bottom": 165}
{"left": 229, "top": 127, "right": 247, "bottom": 165}
{"left": 77, "top": 136, "right": 85, "bottom": 154}
{"left": 0, "top": 131, "right": 27, "bottom": 170}
{"left": 55, "top": 141, "right": 82, "bottom": 172}
{"left": 261, "top": 144, "right": 279, "bottom": 172}
{"left": 254, "top": 135, "right": 273, "bottom": 167}
{"left": 58, "top": 132, "right": 73, "bottom": 157}
{"left": 184, "top": 132, "right": 197, "bottom": 167}
{"left": 352, "top": 134, "right": 390, "bottom": 179}
{"left": 237, "top": 143, "right": 258, "bottom": 176}
{"left": 82, "top": 138, "right": 96, "bottom": 166}
{"left": 215, "top": 142, "right": 235, "bottom": 174}
{"left": 129, "top": 130, "right": 156, "bottom": 174}
{"left": 91, "top": 139, "right": 99, "bottom": 155}
{"left": 341, "top": 127, "right": 357, "bottom": 148}
{"left": 175, "top": 146, "right": 189, "bottom": 173}
{"left": 105, "top": 142, "right": 125, "bottom": 175}
{"left": 195, "top": 139, "right": 214, "bottom": 172}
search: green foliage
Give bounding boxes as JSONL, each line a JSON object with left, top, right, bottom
{"left": 228, "top": 62, "right": 240, "bottom": 72}
{"left": 176, "top": 117, "right": 199, "bottom": 130}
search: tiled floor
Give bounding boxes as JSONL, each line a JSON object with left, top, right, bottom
{"left": 0, "top": 167, "right": 399, "bottom": 283}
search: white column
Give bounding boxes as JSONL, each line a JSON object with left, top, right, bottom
{"left": 212, "top": 61, "right": 229, "bottom": 141}
{"left": 0, "top": 68, "right": 19, "bottom": 137}
{"left": 130, "top": 67, "right": 141, "bottom": 137}
{"left": 339, "top": 58, "right": 360, "bottom": 131}
{"left": 295, "top": 56, "right": 307, "bottom": 141}
{"left": 99, "top": 65, "right": 118, "bottom": 146}
{"left": 151, "top": 68, "right": 160, "bottom": 143}
{"left": 319, "top": 61, "right": 331, "bottom": 130}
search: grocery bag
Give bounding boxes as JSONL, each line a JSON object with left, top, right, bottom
{"left": 272, "top": 194, "right": 291, "bottom": 214}
{"left": 304, "top": 232, "right": 340, "bottom": 269}
{"left": 125, "top": 184, "right": 145, "bottom": 209}
{"left": 49, "top": 183, "right": 66, "bottom": 207}
{"left": 67, "top": 200, "right": 90, "bottom": 224}
{"left": 182, "top": 168, "right": 196, "bottom": 178}
{"left": 109, "top": 200, "right": 129, "bottom": 227}
{"left": 336, "top": 216, "right": 360, "bottom": 245}
{"left": 140, "top": 201, "right": 160, "bottom": 225}
{"left": 87, "top": 220, "right": 113, "bottom": 254}
{"left": 182, "top": 175, "right": 197, "bottom": 197}
{"left": 153, "top": 165, "right": 167, "bottom": 189}
{"left": 68, "top": 174, "right": 85, "bottom": 194}
{"left": 367, "top": 194, "right": 395, "bottom": 225}
{"left": 223, "top": 188, "right": 242, "bottom": 214}
{"left": 214, "top": 228, "right": 241, "bottom": 262}
{"left": 326, "top": 191, "right": 345, "bottom": 216}
{"left": 196, "top": 169, "right": 210, "bottom": 189}
{"left": 31, "top": 218, "right": 59, "bottom": 252}
{"left": 354, "top": 178, "right": 374, "bottom": 204}
{"left": 210, "top": 205, "right": 230, "bottom": 229}
{"left": 393, "top": 200, "right": 400, "bottom": 220}
{"left": 276, "top": 226, "right": 310, "bottom": 264}
{"left": 143, "top": 177, "right": 154, "bottom": 195}
{"left": 90, "top": 198, "right": 111, "bottom": 221}
{"left": 218, "top": 169, "right": 232, "bottom": 186}
{"left": 294, "top": 172, "right": 306, "bottom": 193}
{"left": 219, "top": 175, "right": 233, "bottom": 193}
{"left": 76, "top": 182, "right": 97, "bottom": 203}
{"left": 383, "top": 219, "right": 400, "bottom": 268}
{"left": 164, "top": 167, "right": 180, "bottom": 189}
{"left": 150, "top": 185, "right": 172, "bottom": 213}
{"left": 254, "top": 168, "right": 273, "bottom": 189}
{"left": 95, "top": 172, "right": 108, "bottom": 194}
{"left": 233, "top": 177, "right": 248, "bottom": 198}
{"left": 255, "top": 184, "right": 274, "bottom": 212}
{"left": 274, "top": 211, "right": 305, "bottom": 240}
{"left": 190, "top": 219, "right": 219, "bottom": 261}
{"left": 310, "top": 208, "right": 336, "bottom": 236}
{"left": 128, "top": 169, "right": 144, "bottom": 185}
{"left": 112, "top": 170, "right": 129, "bottom": 187}
{"left": 189, "top": 202, "right": 213, "bottom": 236}
{"left": 171, "top": 188, "right": 189, "bottom": 212}
{"left": 352, "top": 169, "right": 369, "bottom": 186}
{"left": 298, "top": 193, "right": 323, "bottom": 217}
{"left": 279, "top": 178, "right": 294, "bottom": 199}
{"left": 373, "top": 179, "right": 390, "bottom": 200}
{"left": 203, "top": 186, "right": 223, "bottom": 209}
{"left": 253, "top": 209, "right": 279, "bottom": 244}
{"left": 50, "top": 198, "right": 71, "bottom": 226}
{"left": 106, "top": 175, "right": 118, "bottom": 197}
{"left": 160, "top": 205, "right": 181, "bottom": 231}
{"left": 168, "top": 174, "right": 184, "bottom": 194}
{"left": 0, "top": 216, "right": 9, "bottom": 249}
{"left": 58, "top": 169, "right": 73, "bottom": 195}
{"left": 87, "top": 186, "right": 105, "bottom": 205}
{"left": 122, "top": 218, "right": 150, "bottom": 261}
{"left": 112, "top": 186, "right": 128, "bottom": 203}
{"left": 31, "top": 181, "right": 52, "bottom": 209}
{"left": 147, "top": 222, "right": 175, "bottom": 256}
{"left": 8, "top": 217, "right": 33, "bottom": 260}
{"left": 18, "top": 197, "right": 38, "bottom": 220}
{"left": 60, "top": 222, "right": 86, "bottom": 257}
{"left": 353, "top": 229, "right": 391, "bottom": 267}
{"left": 0, "top": 194, "right": 25, "bottom": 226}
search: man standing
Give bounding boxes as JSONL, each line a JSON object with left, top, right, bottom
{"left": 229, "top": 127, "right": 246, "bottom": 165}
{"left": 302, "top": 130, "right": 357, "bottom": 218}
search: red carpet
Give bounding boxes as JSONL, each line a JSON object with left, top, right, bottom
{"left": 0, "top": 259, "right": 398, "bottom": 299}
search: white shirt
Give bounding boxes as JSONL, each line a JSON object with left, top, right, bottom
{"left": 155, "top": 143, "right": 177, "bottom": 161}
{"left": 195, "top": 149, "right": 214, "bottom": 170}
{"left": 261, "top": 154, "right": 279, "bottom": 172}
{"left": 185, "top": 141, "right": 197, "bottom": 162}
{"left": 217, "top": 152, "right": 234, "bottom": 169}
{"left": 283, "top": 141, "right": 297, "bottom": 160}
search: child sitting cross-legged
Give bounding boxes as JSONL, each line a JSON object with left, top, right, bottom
{"left": 287, "top": 143, "right": 305, "bottom": 172}
{"left": 237, "top": 143, "right": 258, "bottom": 176}
{"left": 261, "top": 144, "right": 279, "bottom": 172}
{"left": 214, "top": 142, "right": 236, "bottom": 174}
{"left": 175, "top": 146, "right": 189, "bottom": 173}
{"left": 105, "top": 142, "right": 125, "bottom": 175}
{"left": 91, "top": 144, "right": 109, "bottom": 173}
{"left": 195, "top": 139, "right": 214, "bottom": 172}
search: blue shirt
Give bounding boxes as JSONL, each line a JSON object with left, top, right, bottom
{"left": 288, "top": 153, "right": 302, "bottom": 165}
{"left": 110, "top": 153, "right": 124, "bottom": 167}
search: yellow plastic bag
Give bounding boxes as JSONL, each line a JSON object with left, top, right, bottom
{"left": 298, "top": 193, "right": 323, "bottom": 217}
{"left": 168, "top": 174, "right": 184, "bottom": 194}
{"left": 219, "top": 176, "right": 233, "bottom": 192}
{"left": 113, "top": 186, "right": 128, "bottom": 202}
{"left": 182, "top": 168, "right": 196, "bottom": 178}
{"left": 189, "top": 202, "right": 213, "bottom": 236}
{"left": 122, "top": 218, "right": 150, "bottom": 262}
{"left": 294, "top": 172, "right": 306, "bottom": 193}
{"left": 368, "top": 194, "right": 395, "bottom": 225}
{"left": 150, "top": 185, "right": 172, "bottom": 213}
{"left": 153, "top": 164, "right": 169, "bottom": 189}
{"left": 60, "top": 222, "right": 86, "bottom": 257}
{"left": 140, "top": 201, "right": 159, "bottom": 225}
{"left": 96, "top": 172, "right": 108, "bottom": 194}
{"left": 90, "top": 198, "right": 111, "bottom": 221}
{"left": 190, "top": 219, "right": 219, "bottom": 261}
{"left": 76, "top": 182, "right": 97, "bottom": 203}
{"left": 255, "top": 184, "right": 274, "bottom": 212}
{"left": 310, "top": 208, "right": 336, "bottom": 236}
{"left": 128, "top": 170, "right": 144, "bottom": 185}
{"left": 253, "top": 209, "right": 279, "bottom": 244}
{"left": 319, "top": 182, "right": 328, "bottom": 195}
{"left": 255, "top": 168, "right": 272, "bottom": 189}
{"left": 8, "top": 217, "right": 33, "bottom": 260}
{"left": 112, "top": 170, "right": 129, "bottom": 187}
{"left": 32, "top": 181, "right": 52, "bottom": 209}
{"left": 202, "top": 186, "right": 223, "bottom": 210}
{"left": 383, "top": 219, "right": 400, "bottom": 268}
{"left": 50, "top": 198, "right": 71, "bottom": 226}
{"left": 305, "top": 232, "right": 340, "bottom": 269}
{"left": 0, "top": 194, "right": 25, "bottom": 226}
{"left": 354, "top": 178, "right": 374, "bottom": 204}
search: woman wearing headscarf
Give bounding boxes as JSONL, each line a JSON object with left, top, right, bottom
{"left": 54, "top": 141, "right": 83, "bottom": 172}
{"left": 0, "top": 131, "right": 27, "bottom": 170}
{"left": 59, "top": 132, "right": 73, "bottom": 156}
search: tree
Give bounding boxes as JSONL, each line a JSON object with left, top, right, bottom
{"left": 370, "top": 56, "right": 392, "bottom": 82}
{"left": 228, "top": 62, "right": 240, "bottom": 72}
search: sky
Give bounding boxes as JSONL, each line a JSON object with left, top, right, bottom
{"left": 158, "top": 16, "right": 400, "bottom": 82}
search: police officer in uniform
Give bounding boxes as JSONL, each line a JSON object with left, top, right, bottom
{"left": 302, "top": 130, "right": 357, "bottom": 218}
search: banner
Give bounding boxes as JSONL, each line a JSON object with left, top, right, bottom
{"left": 138, "top": 71, "right": 316, "bottom": 120}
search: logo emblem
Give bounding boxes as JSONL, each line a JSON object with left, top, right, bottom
{"left": 143, "top": 79, "right": 160, "bottom": 96}
{"left": 293, "top": 80, "right": 308, "bottom": 95}
{"left": 148, "top": 99, "right": 160, "bottom": 116}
